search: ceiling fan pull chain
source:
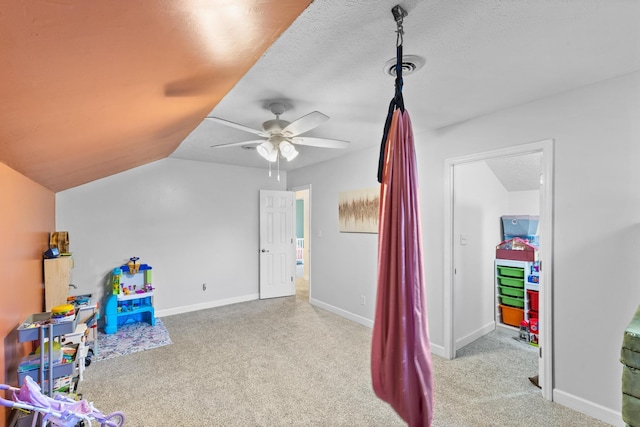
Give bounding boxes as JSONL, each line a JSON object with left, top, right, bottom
{"left": 377, "top": 5, "right": 408, "bottom": 183}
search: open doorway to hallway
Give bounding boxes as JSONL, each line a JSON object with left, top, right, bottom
{"left": 294, "top": 186, "right": 310, "bottom": 301}
{"left": 444, "top": 139, "right": 554, "bottom": 400}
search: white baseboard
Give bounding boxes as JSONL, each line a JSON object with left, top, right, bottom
{"left": 455, "top": 321, "right": 496, "bottom": 351}
{"left": 155, "top": 293, "right": 259, "bottom": 317}
{"left": 309, "top": 297, "right": 374, "bottom": 328}
{"left": 429, "top": 342, "right": 446, "bottom": 358}
{"left": 309, "top": 297, "right": 447, "bottom": 359}
{"left": 553, "top": 389, "right": 624, "bottom": 426}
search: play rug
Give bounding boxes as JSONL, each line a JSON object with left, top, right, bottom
{"left": 96, "top": 319, "right": 172, "bottom": 361}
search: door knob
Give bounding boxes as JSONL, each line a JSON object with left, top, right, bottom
{"left": 261, "top": 249, "right": 269, "bottom": 253}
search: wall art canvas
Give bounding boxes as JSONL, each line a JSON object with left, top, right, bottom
{"left": 339, "top": 187, "right": 379, "bottom": 233}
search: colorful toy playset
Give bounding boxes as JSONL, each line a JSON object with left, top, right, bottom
{"left": 104, "top": 258, "right": 155, "bottom": 334}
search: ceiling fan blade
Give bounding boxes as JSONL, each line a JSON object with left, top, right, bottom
{"left": 210, "top": 139, "right": 264, "bottom": 148}
{"left": 291, "top": 137, "right": 349, "bottom": 149}
{"left": 282, "top": 111, "right": 329, "bottom": 137}
{"left": 206, "top": 117, "right": 269, "bottom": 137}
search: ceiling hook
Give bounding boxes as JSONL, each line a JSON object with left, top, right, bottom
{"left": 392, "top": 5, "right": 408, "bottom": 46}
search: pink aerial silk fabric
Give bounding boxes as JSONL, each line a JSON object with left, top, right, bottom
{"left": 371, "top": 108, "right": 434, "bottom": 427}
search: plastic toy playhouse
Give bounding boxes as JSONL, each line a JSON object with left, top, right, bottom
{"left": 104, "top": 258, "right": 155, "bottom": 334}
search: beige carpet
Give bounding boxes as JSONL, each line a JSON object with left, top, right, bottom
{"left": 78, "top": 281, "right": 610, "bottom": 426}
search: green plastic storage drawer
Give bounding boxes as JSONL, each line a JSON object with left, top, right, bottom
{"left": 499, "top": 285, "right": 525, "bottom": 298}
{"left": 496, "top": 266, "right": 525, "bottom": 278}
{"left": 499, "top": 294, "right": 525, "bottom": 308}
{"left": 497, "top": 276, "right": 524, "bottom": 288}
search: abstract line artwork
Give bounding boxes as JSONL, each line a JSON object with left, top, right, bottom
{"left": 338, "top": 187, "right": 379, "bottom": 233}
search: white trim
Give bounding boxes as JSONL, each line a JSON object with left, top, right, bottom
{"left": 553, "top": 389, "right": 625, "bottom": 427}
{"left": 290, "top": 184, "right": 312, "bottom": 295}
{"left": 455, "top": 321, "right": 496, "bottom": 351}
{"left": 310, "top": 297, "right": 373, "bottom": 328}
{"left": 443, "top": 161, "right": 455, "bottom": 359}
{"left": 308, "top": 297, "right": 449, "bottom": 359}
{"left": 538, "top": 140, "right": 555, "bottom": 401}
{"left": 429, "top": 342, "right": 446, "bottom": 358}
{"left": 155, "top": 293, "right": 259, "bottom": 317}
{"left": 444, "top": 139, "right": 555, "bottom": 401}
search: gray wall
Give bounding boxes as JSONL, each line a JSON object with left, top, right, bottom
{"left": 289, "top": 71, "right": 640, "bottom": 425}
{"left": 55, "top": 71, "right": 640, "bottom": 424}
{"left": 453, "top": 161, "right": 508, "bottom": 350}
{"left": 56, "top": 158, "right": 286, "bottom": 314}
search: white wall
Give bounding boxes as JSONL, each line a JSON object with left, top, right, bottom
{"left": 56, "top": 158, "right": 285, "bottom": 315}
{"left": 453, "top": 161, "right": 507, "bottom": 349}
{"left": 288, "top": 149, "right": 381, "bottom": 326}
{"left": 426, "top": 72, "right": 640, "bottom": 424}
{"left": 507, "top": 190, "right": 540, "bottom": 216}
{"left": 54, "top": 71, "right": 639, "bottom": 423}
{"left": 289, "top": 71, "right": 640, "bottom": 424}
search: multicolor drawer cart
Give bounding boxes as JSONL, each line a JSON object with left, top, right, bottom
{"left": 621, "top": 305, "right": 640, "bottom": 427}
{"left": 495, "top": 259, "right": 540, "bottom": 345}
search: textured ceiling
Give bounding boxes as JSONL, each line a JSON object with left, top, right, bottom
{"left": 1, "top": 1, "right": 639, "bottom": 191}
{"left": 0, "top": 0, "right": 312, "bottom": 191}
{"left": 486, "top": 153, "right": 542, "bottom": 192}
{"left": 173, "top": 0, "right": 640, "bottom": 172}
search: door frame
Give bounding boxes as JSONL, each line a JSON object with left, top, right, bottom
{"left": 443, "top": 139, "right": 554, "bottom": 401}
{"left": 290, "top": 184, "right": 312, "bottom": 299}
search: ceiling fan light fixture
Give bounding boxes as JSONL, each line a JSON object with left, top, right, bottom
{"left": 279, "top": 140, "right": 295, "bottom": 156}
{"left": 283, "top": 148, "right": 299, "bottom": 162}
{"left": 279, "top": 140, "right": 298, "bottom": 161}
{"left": 256, "top": 141, "right": 275, "bottom": 160}
{"left": 266, "top": 150, "right": 278, "bottom": 162}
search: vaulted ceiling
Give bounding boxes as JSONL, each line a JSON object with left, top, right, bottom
{"left": 2, "top": 1, "right": 639, "bottom": 192}
{"left": 0, "top": 0, "right": 312, "bottom": 191}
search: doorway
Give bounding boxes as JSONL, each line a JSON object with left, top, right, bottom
{"left": 443, "top": 139, "right": 554, "bottom": 400}
{"left": 292, "top": 185, "right": 311, "bottom": 301}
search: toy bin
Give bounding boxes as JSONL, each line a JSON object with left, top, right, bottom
{"left": 499, "top": 285, "right": 524, "bottom": 298}
{"left": 501, "top": 215, "right": 539, "bottom": 237}
{"left": 500, "top": 304, "right": 524, "bottom": 327}
{"left": 499, "top": 294, "right": 524, "bottom": 308}
{"left": 527, "top": 290, "right": 539, "bottom": 311}
{"left": 496, "top": 266, "right": 524, "bottom": 278}
{"left": 497, "top": 276, "right": 524, "bottom": 288}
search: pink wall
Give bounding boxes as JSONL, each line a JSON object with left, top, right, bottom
{"left": 0, "top": 163, "right": 54, "bottom": 425}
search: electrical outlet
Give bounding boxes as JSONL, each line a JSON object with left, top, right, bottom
{"left": 360, "top": 295, "right": 366, "bottom": 305}
{"left": 202, "top": 283, "right": 207, "bottom": 291}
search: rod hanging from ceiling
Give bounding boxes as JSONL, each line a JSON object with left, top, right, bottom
{"left": 377, "top": 5, "right": 407, "bottom": 183}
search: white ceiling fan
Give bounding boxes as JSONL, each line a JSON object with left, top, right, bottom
{"left": 207, "top": 102, "right": 349, "bottom": 163}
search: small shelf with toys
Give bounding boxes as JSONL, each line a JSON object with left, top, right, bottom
{"left": 104, "top": 258, "right": 155, "bottom": 335}
{"left": 16, "top": 309, "right": 79, "bottom": 396}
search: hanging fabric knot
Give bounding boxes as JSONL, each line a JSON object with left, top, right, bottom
{"left": 377, "top": 38, "right": 405, "bottom": 182}
{"left": 394, "top": 44, "right": 405, "bottom": 113}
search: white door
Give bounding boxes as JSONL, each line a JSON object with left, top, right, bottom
{"left": 259, "top": 190, "right": 296, "bottom": 299}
